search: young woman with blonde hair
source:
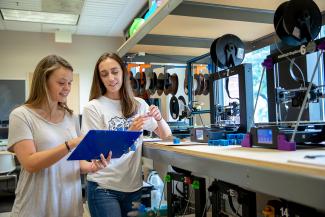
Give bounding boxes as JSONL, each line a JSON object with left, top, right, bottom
{"left": 8, "top": 55, "right": 109, "bottom": 217}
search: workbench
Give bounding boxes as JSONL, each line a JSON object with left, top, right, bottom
{"left": 142, "top": 142, "right": 325, "bottom": 212}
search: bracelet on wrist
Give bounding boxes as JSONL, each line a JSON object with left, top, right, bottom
{"left": 65, "top": 141, "right": 71, "bottom": 152}
{"left": 156, "top": 116, "right": 163, "bottom": 121}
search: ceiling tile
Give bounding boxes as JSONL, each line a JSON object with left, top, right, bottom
{"left": 76, "top": 28, "right": 108, "bottom": 36}
{"left": 78, "top": 16, "right": 115, "bottom": 24}
{"left": 108, "top": 0, "right": 147, "bottom": 36}
{"left": 42, "top": 0, "right": 84, "bottom": 14}
{"left": 81, "top": 10, "right": 121, "bottom": 18}
{"left": 86, "top": 0, "right": 128, "bottom": 6}
{"left": 77, "top": 25, "right": 111, "bottom": 32}
{"left": 75, "top": 0, "right": 122, "bottom": 36}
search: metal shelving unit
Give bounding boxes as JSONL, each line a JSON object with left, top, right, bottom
{"left": 118, "top": 0, "right": 325, "bottom": 212}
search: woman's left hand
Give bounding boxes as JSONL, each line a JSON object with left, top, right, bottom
{"left": 147, "top": 105, "right": 162, "bottom": 121}
{"left": 90, "top": 151, "right": 112, "bottom": 172}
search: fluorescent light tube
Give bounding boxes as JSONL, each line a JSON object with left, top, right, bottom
{"left": 1, "top": 9, "right": 79, "bottom": 25}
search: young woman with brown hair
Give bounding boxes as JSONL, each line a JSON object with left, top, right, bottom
{"left": 82, "top": 52, "right": 171, "bottom": 217}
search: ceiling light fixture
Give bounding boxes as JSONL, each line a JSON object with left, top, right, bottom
{"left": 0, "top": 9, "right": 79, "bottom": 25}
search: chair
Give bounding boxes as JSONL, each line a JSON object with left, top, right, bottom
{"left": 0, "top": 153, "right": 17, "bottom": 192}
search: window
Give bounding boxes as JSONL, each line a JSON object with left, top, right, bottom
{"left": 309, "top": 25, "right": 325, "bottom": 120}
{"left": 243, "top": 46, "right": 270, "bottom": 123}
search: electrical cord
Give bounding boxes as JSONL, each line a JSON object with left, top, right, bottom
{"left": 156, "top": 178, "right": 166, "bottom": 217}
{"left": 198, "top": 113, "right": 206, "bottom": 128}
{"left": 274, "top": 17, "right": 306, "bottom": 87}
{"left": 227, "top": 193, "right": 242, "bottom": 217}
{"left": 289, "top": 58, "right": 306, "bottom": 86}
{"left": 281, "top": 103, "right": 289, "bottom": 123}
{"left": 175, "top": 182, "right": 187, "bottom": 198}
{"left": 225, "top": 77, "right": 240, "bottom": 100}
{"left": 291, "top": 51, "right": 323, "bottom": 142}
{"left": 180, "top": 188, "right": 193, "bottom": 217}
{"left": 251, "top": 66, "right": 266, "bottom": 129}
{"left": 236, "top": 204, "right": 243, "bottom": 217}
{"left": 200, "top": 192, "right": 211, "bottom": 217}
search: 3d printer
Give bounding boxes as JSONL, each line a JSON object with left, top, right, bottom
{"left": 189, "top": 34, "right": 254, "bottom": 144}
{"left": 243, "top": 0, "right": 325, "bottom": 150}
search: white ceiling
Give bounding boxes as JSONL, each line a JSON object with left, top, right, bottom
{"left": 0, "top": 0, "right": 147, "bottom": 36}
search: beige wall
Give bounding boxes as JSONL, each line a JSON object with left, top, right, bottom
{"left": 0, "top": 30, "right": 124, "bottom": 114}
{"left": 0, "top": 30, "right": 210, "bottom": 124}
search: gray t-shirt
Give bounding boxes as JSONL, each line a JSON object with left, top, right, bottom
{"left": 7, "top": 106, "right": 83, "bottom": 217}
{"left": 82, "top": 96, "right": 157, "bottom": 192}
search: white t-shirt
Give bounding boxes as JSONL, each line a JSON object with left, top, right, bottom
{"left": 7, "top": 106, "right": 83, "bottom": 217}
{"left": 82, "top": 96, "right": 157, "bottom": 192}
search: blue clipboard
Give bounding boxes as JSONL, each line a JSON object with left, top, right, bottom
{"left": 67, "top": 130, "right": 142, "bottom": 160}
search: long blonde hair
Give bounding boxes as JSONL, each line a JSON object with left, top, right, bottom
{"left": 89, "top": 53, "right": 138, "bottom": 118}
{"left": 25, "top": 55, "right": 73, "bottom": 114}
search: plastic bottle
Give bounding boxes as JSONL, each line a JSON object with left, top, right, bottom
{"left": 144, "top": 1, "right": 157, "bottom": 20}
{"left": 147, "top": 170, "right": 164, "bottom": 209}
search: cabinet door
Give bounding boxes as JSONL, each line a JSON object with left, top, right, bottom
{"left": 28, "top": 73, "right": 80, "bottom": 114}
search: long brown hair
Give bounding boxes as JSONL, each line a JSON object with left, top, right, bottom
{"left": 25, "top": 55, "right": 73, "bottom": 115}
{"left": 89, "top": 53, "right": 138, "bottom": 118}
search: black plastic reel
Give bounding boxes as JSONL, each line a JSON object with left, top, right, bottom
{"left": 177, "top": 95, "right": 187, "bottom": 120}
{"left": 169, "top": 95, "right": 179, "bottom": 120}
{"left": 163, "top": 72, "right": 171, "bottom": 95}
{"left": 135, "top": 72, "right": 146, "bottom": 95}
{"left": 210, "top": 34, "right": 245, "bottom": 69}
{"left": 274, "top": 0, "right": 321, "bottom": 46}
{"left": 169, "top": 95, "right": 188, "bottom": 120}
{"left": 165, "top": 73, "right": 179, "bottom": 95}
{"left": 156, "top": 73, "right": 165, "bottom": 96}
{"left": 130, "top": 72, "right": 140, "bottom": 96}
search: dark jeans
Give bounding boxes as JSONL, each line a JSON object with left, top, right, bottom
{"left": 87, "top": 181, "right": 142, "bottom": 217}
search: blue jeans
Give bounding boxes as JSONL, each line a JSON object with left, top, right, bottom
{"left": 87, "top": 181, "right": 142, "bottom": 217}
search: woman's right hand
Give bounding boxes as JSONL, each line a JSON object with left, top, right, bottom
{"left": 128, "top": 115, "right": 150, "bottom": 131}
{"left": 90, "top": 151, "right": 112, "bottom": 172}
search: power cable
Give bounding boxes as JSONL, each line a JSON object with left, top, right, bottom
{"left": 291, "top": 51, "right": 323, "bottom": 142}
